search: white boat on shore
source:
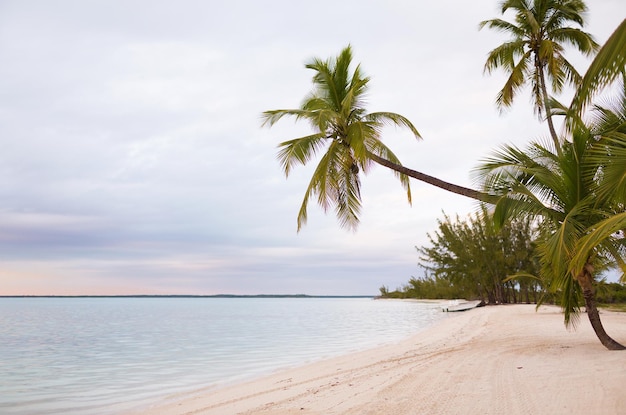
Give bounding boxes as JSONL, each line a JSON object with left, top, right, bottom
{"left": 441, "top": 300, "right": 482, "bottom": 312}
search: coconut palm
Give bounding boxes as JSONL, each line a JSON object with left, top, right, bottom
{"left": 262, "top": 46, "right": 493, "bottom": 231}
{"left": 475, "top": 83, "right": 626, "bottom": 350}
{"left": 480, "top": 0, "right": 598, "bottom": 153}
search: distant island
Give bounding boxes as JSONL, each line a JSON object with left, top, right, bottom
{"left": 0, "top": 294, "right": 374, "bottom": 299}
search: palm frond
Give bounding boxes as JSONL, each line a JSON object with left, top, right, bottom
{"left": 478, "top": 18, "right": 524, "bottom": 37}
{"left": 483, "top": 40, "right": 527, "bottom": 73}
{"left": 365, "top": 138, "right": 412, "bottom": 205}
{"left": 346, "top": 120, "right": 374, "bottom": 162}
{"left": 261, "top": 109, "right": 316, "bottom": 127}
{"left": 306, "top": 57, "right": 341, "bottom": 110}
{"left": 296, "top": 146, "right": 335, "bottom": 231}
{"left": 550, "top": 27, "right": 599, "bottom": 55}
{"left": 558, "top": 58, "right": 582, "bottom": 88}
{"left": 568, "top": 19, "right": 626, "bottom": 123}
{"left": 495, "top": 51, "right": 532, "bottom": 109}
{"left": 588, "top": 136, "right": 626, "bottom": 205}
{"left": 334, "top": 155, "right": 362, "bottom": 231}
{"left": 546, "top": 96, "right": 569, "bottom": 117}
{"left": 555, "top": 269, "right": 582, "bottom": 328}
{"left": 569, "top": 211, "right": 626, "bottom": 278}
{"left": 276, "top": 133, "right": 327, "bottom": 176}
{"left": 503, "top": 272, "right": 542, "bottom": 283}
{"left": 541, "top": 45, "right": 569, "bottom": 94}
{"left": 295, "top": 141, "right": 356, "bottom": 231}
{"left": 364, "top": 112, "right": 422, "bottom": 139}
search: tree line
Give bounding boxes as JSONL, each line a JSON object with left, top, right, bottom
{"left": 379, "top": 207, "right": 626, "bottom": 306}
{"left": 381, "top": 207, "right": 544, "bottom": 305}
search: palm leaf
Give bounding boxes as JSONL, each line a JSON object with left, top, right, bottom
{"left": 276, "top": 133, "right": 327, "bottom": 176}
{"left": 569, "top": 211, "right": 626, "bottom": 276}
{"left": 483, "top": 40, "right": 526, "bottom": 74}
{"left": 478, "top": 18, "right": 524, "bottom": 37}
{"left": 568, "top": 19, "right": 626, "bottom": 123}
{"left": 365, "top": 112, "right": 421, "bottom": 138}
{"left": 261, "top": 109, "right": 317, "bottom": 127}
{"left": 496, "top": 51, "right": 532, "bottom": 108}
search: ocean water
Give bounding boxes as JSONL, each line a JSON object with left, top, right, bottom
{"left": 0, "top": 297, "right": 446, "bottom": 414}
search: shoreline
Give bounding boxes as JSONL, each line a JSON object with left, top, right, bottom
{"left": 128, "top": 304, "right": 626, "bottom": 415}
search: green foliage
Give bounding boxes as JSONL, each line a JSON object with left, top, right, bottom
{"left": 568, "top": 19, "right": 626, "bottom": 124}
{"left": 262, "top": 46, "right": 420, "bottom": 231}
{"left": 592, "top": 279, "right": 626, "bottom": 312}
{"left": 596, "top": 281, "right": 626, "bottom": 304}
{"left": 381, "top": 207, "right": 545, "bottom": 303}
{"left": 480, "top": 0, "right": 598, "bottom": 153}
{"left": 599, "top": 302, "right": 626, "bottom": 312}
{"left": 266, "top": 11, "right": 625, "bottom": 348}
{"left": 475, "top": 77, "right": 626, "bottom": 327}
{"left": 403, "top": 275, "right": 469, "bottom": 300}
{"left": 480, "top": 0, "right": 597, "bottom": 115}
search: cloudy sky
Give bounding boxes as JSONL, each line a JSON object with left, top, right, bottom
{"left": 0, "top": 0, "right": 623, "bottom": 295}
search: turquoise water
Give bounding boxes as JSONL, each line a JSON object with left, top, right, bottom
{"left": 0, "top": 297, "right": 445, "bottom": 414}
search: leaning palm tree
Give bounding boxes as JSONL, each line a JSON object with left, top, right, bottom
{"left": 262, "top": 46, "right": 493, "bottom": 231}
{"left": 480, "top": 0, "right": 598, "bottom": 153}
{"left": 475, "top": 83, "right": 626, "bottom": 350}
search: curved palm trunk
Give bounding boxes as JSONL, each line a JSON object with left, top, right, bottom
{"left": 577, "top": 263, "right": 625, "bottom": 350}
{"left": 537, "top": 64, "right": 563, "bottom": 157}
{"left": 368, "top": 153, "right": 497, "bottom": 204}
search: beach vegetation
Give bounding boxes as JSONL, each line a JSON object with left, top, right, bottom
{"left": 418, "top": 207, "right": 543, "bottom": 304}
{"left": 380, "top": 275, "right": 468, "bottom": 300}
{"left": 380, "top": 207, "right": 545, "bottom": 304}
{"left": 475, "top": 76, "right": 626, "bottom": 349}
{"left": 473, "top": 15, "right": 626, "bottom": 349}
{"left": 263, "top": 13, "right": 625, "bottom": 349}
{"left": 596, "top": 282, "right": 626, "bottom": 305}
{"left": 600, "top": 302, "right": 626, "bottom": 313}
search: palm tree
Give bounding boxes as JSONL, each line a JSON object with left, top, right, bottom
{"left": 262, "top": 46, "right": 494, "bottom": 231}
{"left": 475, "top": 83, "right": 626, "bottom": 350}
{"left": 479, "top": 0, "right": 598, "bottom": 153}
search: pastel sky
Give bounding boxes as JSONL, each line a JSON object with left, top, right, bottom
{"left": 0, "top": 0, "right": 623, "bottom": 295}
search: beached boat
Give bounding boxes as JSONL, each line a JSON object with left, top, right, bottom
{"left": 441, "top": 300, "right": 482, "bottom": 312}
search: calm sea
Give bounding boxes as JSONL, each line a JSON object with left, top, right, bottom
{"left": 0, "top": 297, "right": 446, "bottom": 414}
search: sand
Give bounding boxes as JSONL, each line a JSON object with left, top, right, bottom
{"left": 129, "top": 304, "right": 626, "bottom": 415}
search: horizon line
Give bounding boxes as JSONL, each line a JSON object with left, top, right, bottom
{"left": 0, "top": 294, "right": 376, "bottom": 299}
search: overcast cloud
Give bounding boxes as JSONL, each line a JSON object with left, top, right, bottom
{"left": 0, "top": 0, "right": 623, "bottom": 295}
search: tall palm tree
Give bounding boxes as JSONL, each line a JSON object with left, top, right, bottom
{"left": 480, "top": 0, "right": 598, "bottom": 153}
{"left": 262, "top": 46, "right": 494, "bottom": 231}
{"left": 475, "top": 83, "right": 626, "bottom": 350}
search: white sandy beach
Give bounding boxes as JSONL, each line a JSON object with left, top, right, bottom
{"left": 130, "top": 304, "right": 626, "bottom": 415}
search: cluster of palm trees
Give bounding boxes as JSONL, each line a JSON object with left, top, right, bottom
{"left": 262, "top": 1, "right": 625, "bottom": 350}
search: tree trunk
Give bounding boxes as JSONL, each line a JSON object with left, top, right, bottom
{"left": 537, "top": 63, "right": 563, "bottom": 157}
{"left": 510, "top": 281, "right": 518, "bottom": 304}
{"left": 521, "top": 282, "right": 530, "bottom": 304}
{"left": 368, "top": 153, "right": 497, "bottom": 204}
{"left": 577, "top": 263, "right": 625, "bottom": 350}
